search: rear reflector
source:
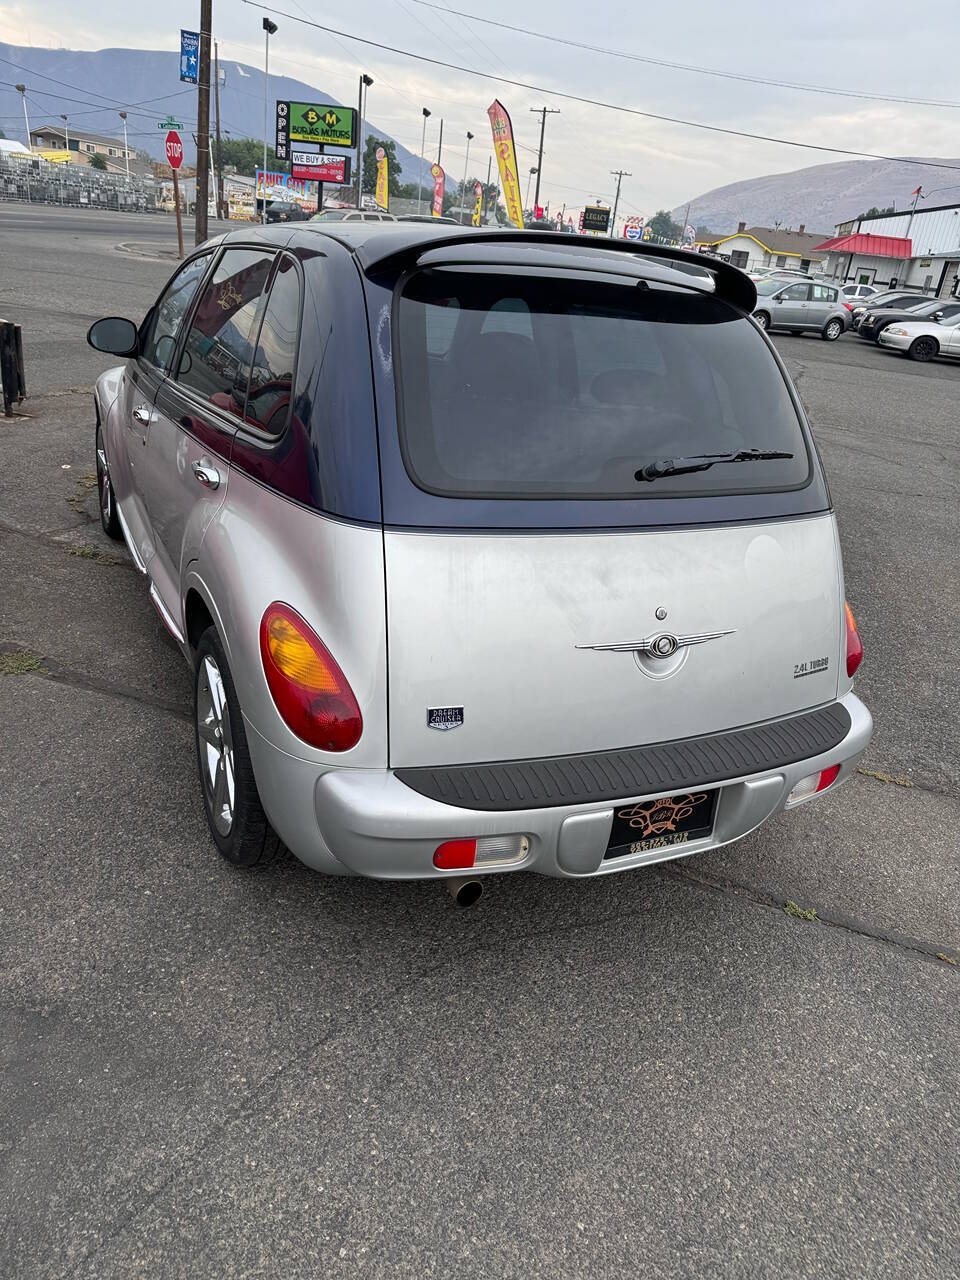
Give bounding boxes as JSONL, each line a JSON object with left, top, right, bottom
{"left": 845, "top": 601, "right": 863, "bottom": 677}
{"left": 786, "top": 765, "right": 842, "bottom": 807}
{"left": 433, "top": 834, "right": 530, "bottom": 870}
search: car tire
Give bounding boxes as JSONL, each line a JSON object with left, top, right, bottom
{"left": 95, "top": 425, "right": 123, "bottom": 541}
{"left": 194, "top": 626, "right": 284, "bottom": 870}
{"left": 754, "top": 311, "right": 770, "bottom": 330}
{"left": 822, "top": 318, "right": 843, "bottom": 341}
{"left": 908, "top": 336, "right": 938, "bottom": 362}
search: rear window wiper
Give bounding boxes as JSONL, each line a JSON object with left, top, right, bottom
{"left": 635, "top": 449, "right": 794, "bottom": 482}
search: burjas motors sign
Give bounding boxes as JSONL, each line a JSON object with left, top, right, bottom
{"left": 288, "top": 102, "right": 356, "bottom": 149}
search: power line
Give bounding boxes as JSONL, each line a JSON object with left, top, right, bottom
{"left": 410, "top": 1, "right": 960, "bottom": 111}
{"left": 240, "top": 3, "right": 960, "bottom": 174}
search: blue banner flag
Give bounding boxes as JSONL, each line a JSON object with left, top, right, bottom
{"left": 180, "top": 30, "right": 200, "bottom": 84}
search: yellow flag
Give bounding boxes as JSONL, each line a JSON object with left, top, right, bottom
{"left": 471, "top": 180, "right": 483, "bottom": 227}
{"left": 487, "top": 100, "right": 524, "bottom": 229}
{"left": 375, "top": 146, "right": 389, "bottom": 210}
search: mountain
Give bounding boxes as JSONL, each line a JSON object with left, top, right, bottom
{"left": 0, "top": 42, "right": 421, "bottom": 178}
{"left": 673, "top": 156, "right": 960, "bottom": 235}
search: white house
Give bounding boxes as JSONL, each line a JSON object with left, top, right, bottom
{"left": 699, "top": 222, "right": 830, "bottom": 273}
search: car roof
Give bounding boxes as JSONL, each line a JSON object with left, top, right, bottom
{"left": 211, "top": 223, "right": 757, "bottom": 311}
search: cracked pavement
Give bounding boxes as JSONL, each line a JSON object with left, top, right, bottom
{"left": 1, "top": 206, "right": 958, "bottom": 1278}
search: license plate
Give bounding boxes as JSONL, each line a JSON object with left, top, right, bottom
{"left": 604, "top": 789, "right": 718, "bottom": 859}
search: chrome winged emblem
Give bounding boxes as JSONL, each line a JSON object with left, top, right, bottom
{"left": 576, "top": 629, "right": 735, "bottom": 660}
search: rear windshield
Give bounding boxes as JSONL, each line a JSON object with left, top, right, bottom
{"left": 394, "top": 271, "right": 810, "bottom": 499}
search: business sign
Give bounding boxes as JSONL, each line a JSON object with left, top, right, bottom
{"left": 487, "top": 99, "right": 524, "bottom": 229}
{"left": 165, "top": 130, "right": 183, "bottom": 170}
{"left": 180, "top": 30, "right": 199, "bottom": 84}
{"left": 275, "top": 100, "right": 289, "bottom": 160}
{"left": 256, "top": 170, "right": 313, "bottom": 202}
{"left": 290, "top": 150, "right": 351, "bottom": 185}
{"left": 287, "top": 102, "right": 356, "bottom": 149}
{"left": 581, "top": 205, "right": 611, "bottom": 234}
{"left": 375, "top": 146, "right": 389, "bottom": 210}
{"left": 430, "top": 163, "right": 445, "bottom": 218}
{"left": 624, "top": 224, "right": 643, "bottom": 241}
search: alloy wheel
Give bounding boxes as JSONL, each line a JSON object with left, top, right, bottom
{"left": 196, "top": 654, "right": 236, "bottom": 836}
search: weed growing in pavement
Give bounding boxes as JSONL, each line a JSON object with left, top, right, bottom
{"left": 784, "top": 900, "right": 817, "bottom": 921}
{"left": 0, "top": 650, "right": 47, "bottom": 676}
{"left": 857, "top": 767, "right": 914, "bottom": 788}
{"left": 65, "top": 470, "right": 98, "bottom": 516}
{"left": 69, "top": 543, "right": 103, "bottom": 560}
{"left": 937, "top": 953, "right": 957, "bottom": 966}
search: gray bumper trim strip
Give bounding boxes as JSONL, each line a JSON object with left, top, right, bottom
{"left": 394, "top": 703, "right": 852, "bottom": 811}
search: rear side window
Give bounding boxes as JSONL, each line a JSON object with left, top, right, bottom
{"left": 176, "top": 248, "right": 273, "bottom": 418}
{"left": 395, "top": 272, "right": 810, "bottom": 499}
{"left": 244, "top": 255, "right": 301, "bottom": 437}
{"left": 811, "top": 284, "right": 837, "bottom": 302}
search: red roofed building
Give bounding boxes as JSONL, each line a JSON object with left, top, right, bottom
{"left": 815, "top": 202, "right": 960, "bottom": 298}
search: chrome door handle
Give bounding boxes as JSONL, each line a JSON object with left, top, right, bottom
{"left": 132, "top": 405, "right": 152, "bottom": 425}
{"left": 192, "top": 461, "right": 221, "bottom": 490}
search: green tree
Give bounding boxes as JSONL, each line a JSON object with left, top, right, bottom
{"left": 647, "top": 209, "right": 681, "bottom": 241}
{"left": 860, "top": 205, "right": 895, "bottom": 218}
{"left": 361, "top": 135, "right": 402, "bottom": 197}
{"left": 219, "top": 137, "right": 286, "bottom": 174}
{"left": 0, "top": 128, "right": 5, "bottom": 139}
{"left": 88, "top": 152, "right": 108, "bottom": 171}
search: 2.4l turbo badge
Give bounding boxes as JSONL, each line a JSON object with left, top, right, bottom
{"left": 427, "top": 706, "right": 464, "bottom": 731}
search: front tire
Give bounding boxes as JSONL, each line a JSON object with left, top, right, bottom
{"left": 822, "top": 318, "right": 843, "bottom": 341}
{"left": 95, "top": 426, "right": 122, "bottom": 541}
{"left": 908, "top": 336, "right": 938, "bottom": 362}
{"left": 194, "top": 626, "right": 283, "bottom": 869}
{"left": 754, "top": 311, "right": 770, "bottom": 331}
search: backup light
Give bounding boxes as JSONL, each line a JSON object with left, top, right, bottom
{"left": 433, "top": 834, "right": 530, "bottom": 870}
{"left": 259, "top": 602, "right": 362, "bottom": 751}
{"left": 786, "top": 765, "right": 842, "bottom": 807}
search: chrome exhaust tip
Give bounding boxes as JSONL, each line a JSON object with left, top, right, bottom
{"left": 445, "top": 876, "right": 484, "bottom": 908}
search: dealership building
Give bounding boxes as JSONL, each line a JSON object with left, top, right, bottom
{"left": 813, "top": 201, "right": 960, "bottom": 297}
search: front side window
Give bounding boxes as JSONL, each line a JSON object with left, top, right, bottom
{"left": 139, "top": 253, "right": 212, "bottom": 372}
{"left": 779, "top": 283, "right": 809, "bottom": 301}
{"left": 395, "top": 271, "right": 810, "bottom": 499}
{"left": 244, "top": 256, "right": 301, "bottom": 437}
{"left": 176, "top": 248, "right": 273, "bottom": 418}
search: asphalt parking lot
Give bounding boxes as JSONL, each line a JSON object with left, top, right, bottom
{"left": 1, "top": 205, "right": 958, "bottom": 1279}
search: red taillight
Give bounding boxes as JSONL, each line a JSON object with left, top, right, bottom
{"left": 843, "top": 302, "right": 853, "bottom": 311}
{"left": 844, "top": 601, "right": 863, "bottom": 678}
{"left": 259, "top": 602, "right": 362, "bottom": 751}
{"left": 816, "top": 764, "right": 841, "bottom": 792}
{"left": 434, "top": 839, "right": 477, "bottom": 869}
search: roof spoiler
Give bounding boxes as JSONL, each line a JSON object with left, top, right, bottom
{"left": 356, "top": 229, "right": 757, "bottom": 313}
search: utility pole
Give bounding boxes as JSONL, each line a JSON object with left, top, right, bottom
{"left": 119, "top": 111, "right": 130, "bottom": 179}
{"left": 15, "top": 84, "right": 30, "bottom": 147}
{"left": 610, "top": 169, "right": 631, "bottom": 238}
{"left": 195, "top": 0, "right": 212, "bottom": 244}
{"left": 213, "top": 43, "right": 224, "bottom": 219}
{"left": 529, "top": 106, "right": 559, "bottom": 214}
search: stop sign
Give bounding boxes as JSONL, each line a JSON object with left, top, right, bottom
{"left": 165, "top": 129, "right": 183, "bottom": 170}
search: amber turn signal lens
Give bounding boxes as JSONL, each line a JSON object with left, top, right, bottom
{"left": 844, "top": 601, "right": 863, "bottom": 678}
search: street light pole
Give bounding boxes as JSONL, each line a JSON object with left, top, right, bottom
{"left": 529, "top": 106, "right": 559, "bottom": 214}
{"left": 262, "top": 16, "right": 278, "bottom": 225}
{"left": 60, "top": 113, "right": 69, "bottom": 155}
{"left": 418, "top": 107, "right": 431, "bottom": 215}
{"left": 119, "top": 111, "right": 129, "bottom": 179}
{"left": 525, "top": 166, "right": 537, "bottom": 214}
{"left": 357, "top": 74, "right": 373, "bottom": 209}
{"left": 458, "top": 130, "right": 473, "bottom": 222}
{"left": 15, "top": 84, "right": 30, "bottom": 147}
{"left": 437, "top": 118, "right": 443, "bottom": 166}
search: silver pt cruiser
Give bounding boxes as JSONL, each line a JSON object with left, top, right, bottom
{"left": 88, "top": 226, "right": 872, "bottom": 904}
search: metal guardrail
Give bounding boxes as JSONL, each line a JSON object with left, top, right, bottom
{"left": 0, "top": 319, "right": 26, "bottom": 417}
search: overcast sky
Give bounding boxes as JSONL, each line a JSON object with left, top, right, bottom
{"left": 2, "top": 0, "right": 959, "bottom": 219}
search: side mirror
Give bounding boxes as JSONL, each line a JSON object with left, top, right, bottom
{"left": 932, "top": 311, "right": 944, "bottom": 322}
{"left": 87, "top": 316, "right": 138, "bottom": 357}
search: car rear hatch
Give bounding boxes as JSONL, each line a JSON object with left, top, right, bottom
{"left": 361, "top": 236, "right": 838, "bottom": 771}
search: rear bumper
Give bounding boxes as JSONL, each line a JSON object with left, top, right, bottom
{"left": 245, "top": 693, "right": 873, "bottom": 881}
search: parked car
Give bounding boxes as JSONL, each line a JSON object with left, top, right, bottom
{"left": 264, "top": 200, "right": 310, "bottom": 224}
{"left": 839, "top": 283, "right": 883, "bottom": 301}
{"left": 397, "top": 213, "right": 462, "bottom": 225}
{"left": 848, "top": 290, "right": 929, "bottom": 330}
{"left": 751, "top": 278, "right": 849, "bottom": 339}
{"left": 877, "top": 310, "right": 960, "bottom": 361}
{"left": 857, "top": 297, "right": 960, "bottom": 343}
{"left": 310, "top": 208, "right": 397, "bottom": 223}
{"left": 86, "top": 226, "right": 870, "bottom": 903}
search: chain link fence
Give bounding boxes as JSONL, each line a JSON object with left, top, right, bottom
{"left": 0, "top": 150, "right": 156, "bottom": 212}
